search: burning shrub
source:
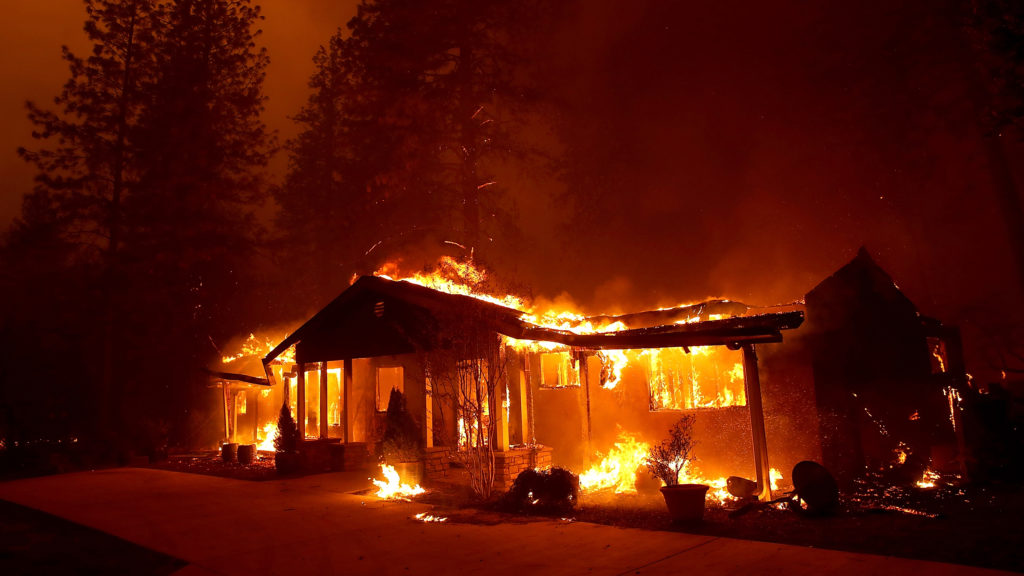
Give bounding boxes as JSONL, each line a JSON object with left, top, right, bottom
{"left": 274, "top": 403, "right": 300, "bottom": 474}
{"left": 645, "top": 414, "right": 696, "bottom": 486}
{"left": 381, "top": 389, "right": 422, "bottom": 464}
{"left": 502, "top": 467, "right": 580, "bottom": 513}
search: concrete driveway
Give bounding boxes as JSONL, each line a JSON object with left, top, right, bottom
{"left": 0, "top": 468, "right": 1011, "bottom": 575}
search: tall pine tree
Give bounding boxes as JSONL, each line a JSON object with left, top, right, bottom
{"left": 12, "top": 0, "right": 272, "bottom": 450}
{"left": 277, "top": 0, "right": 542, "bottom": 301}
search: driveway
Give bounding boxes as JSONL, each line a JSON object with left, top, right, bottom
{"left": 0, "top": 468, "right": 1011, "bottom": 575}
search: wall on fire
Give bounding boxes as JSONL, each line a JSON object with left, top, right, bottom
{"left": 531, "top": 345, "right": 823, "bottom": 481}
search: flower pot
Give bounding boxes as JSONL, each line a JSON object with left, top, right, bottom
{"left": 660, "top": 484, "right": 709, "bottom": 522}
{"left": 221, "top": 442, "right": 238, "bottom": 463}
{"left": 237, "top": 444, "right": 257, "bottom": 465}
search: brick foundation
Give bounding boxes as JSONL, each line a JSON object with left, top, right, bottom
{"left": 424, "top": 446, "right": 453, "bottom": 480}
{"left": 493, "top": 445, "right": 553, "bottom": 490}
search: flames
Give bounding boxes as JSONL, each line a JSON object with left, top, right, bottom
{"left": 916, "top": 468, "right": 941, "bottom": 489}
{"left": 578, "top": 431, "right": 649, "bottom": 493}
{"left": 578, "top": 431, "right": 784, "bottom": 504}
{"left": 221, "top": 332, "right": 295, "bottom": 365}
{"left": 257, "top": 422, "right": 278, "bottom": 452}
{"left": 372, "top": 464, "right": 426, "bottom": 500}
{"left": 375, "top": 258, "right": 749, "bottom": 409}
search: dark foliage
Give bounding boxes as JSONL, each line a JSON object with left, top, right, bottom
{"left": 646, "top": 415, "right": 696, "bottom": 487}
{"left": 274, "top": 403, "right": 299, "bottom": 474}
{"left": 274, "top": 403, "right": 298, "bottom": 455}
{"left": 381, "top": 389, "right": 422, "bottom": 463}
{"left": 4, "top": 0, "right": 271, "bottom": 460}
{"left": 501, "top": 467, "right": 579, "bottom": 513}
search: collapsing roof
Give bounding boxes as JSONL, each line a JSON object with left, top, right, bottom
{"left": 263, "top": 275, "right": 804, "bottom": 367}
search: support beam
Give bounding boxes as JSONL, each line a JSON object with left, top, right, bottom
{"left": 319, "top": 362, "right": 329, "bottom": 440}
{"left": 579, "top": 351, "right": 592, "bottom": 452}
{"left": 490, "top": 373, "right": 510, "bottom": 452}
{"left": 343, "top": 358, "right": 353, "bottom": 443}
{"left": 424, "top": 376, "right": 433, "bottom": 448}
{"left": 742, "top": 344, "right": 772, "bottom": 501}
{"left": 523, "top": 355, "right": 536, "bottom": 445}
{"left": 296, "top": 362, "right": 306, "bottom": 440}
{"left": 221, "top": 381, "right": 230, "bottom": 443}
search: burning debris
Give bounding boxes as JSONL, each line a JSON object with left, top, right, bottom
{"left": 412, "top": 512, "right": 447, "bottom": 523}
{"left": 372, "top": 464, "right": 426, "bottom": 501}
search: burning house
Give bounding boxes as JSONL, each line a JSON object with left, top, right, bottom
{"left": 213, "top": 250, "right": 968, "bottom": 499}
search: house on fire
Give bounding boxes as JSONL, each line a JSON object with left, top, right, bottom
{"left": 213, "top": 249, "right": 968, "bottom": 494}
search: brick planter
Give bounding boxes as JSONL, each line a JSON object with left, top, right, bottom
{"left": 493, "top": 445, "right": 553, "bottom": 490}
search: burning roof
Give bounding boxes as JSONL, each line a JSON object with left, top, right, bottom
{"left": 261, "top": 273, "right": 803, "bottom": 367}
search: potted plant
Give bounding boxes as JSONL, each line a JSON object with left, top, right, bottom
{"left": 646, "top": 414, "right": 709, "bottom": 522}
{"left": 380, "top": 389, "right": 424, "bottom": 485}
{"left": 274, "top": 403, "right": 301, "bottom": 474}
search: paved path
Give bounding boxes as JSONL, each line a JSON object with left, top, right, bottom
{"left": 0, "top": 468, "right": 1011, "bottom": 575}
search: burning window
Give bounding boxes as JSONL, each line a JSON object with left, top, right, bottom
{"left": 376, "top": 366, "right": 404, "bottom": 411}
{"left": 539, "top": 352, "right": 580, "bottom": 389}
{"left": 644, "top": 346, "right": 746, "bottom": 411}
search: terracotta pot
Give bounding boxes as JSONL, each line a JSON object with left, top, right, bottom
{"left": 221, "top": 442, "right": 238, "bottom": 463}
{"left": 660, "top": 484, "right": 709, "bottom": 522}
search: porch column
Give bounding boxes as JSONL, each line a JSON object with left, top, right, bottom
{"left": 507, "top": 351, "right": 529, "bottom": 445}
{"left": 523, "top": 355, "right": 536, "bottom": 445}
{"left": 742, "top": 344, "right": 772, "bottom": 501}
{"left": 296, "top": 362, "right": 306, "bottom": 439}
{"left": 424, "top": 377, "right": 433, "bottom": 448}
{"left": 319, "top": 362, "right": 329, "bottom": 439}
{"left": 221, "top": 381, "right": 230, "bottom": 443}
{"left": 490, "top": 375, "right": 510, "bottom": 451}
{"left": 343, "top": 358, "right": 353, "bottom": 442}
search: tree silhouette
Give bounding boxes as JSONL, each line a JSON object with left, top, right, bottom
{"left": 10, "top": 0, "right": 271, "bottom": 452}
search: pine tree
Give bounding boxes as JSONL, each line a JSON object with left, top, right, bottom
{"left": 18, "top": 0, "right": 158, "bottom": 439}
{"left": 13, "top": 0, "right": 273, "bottom": 448}
{"left": 277, "top": 0, "right": 541, "bottom": 293}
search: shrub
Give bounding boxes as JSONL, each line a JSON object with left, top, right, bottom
{"left": 381, "top": 389, "right": 422, "bottom": 463}
{"left": 274, "top": 403, "right": 299, "bottom": 474}
{"left": 646, "top": 414, "right": 696, "bottom": 486}
{"left": 502, "top": 467, "right": 580, "bottom": 513}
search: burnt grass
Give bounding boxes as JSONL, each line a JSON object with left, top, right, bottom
{"left": 416, "top": 477, "right": 1024, "bottom": 573}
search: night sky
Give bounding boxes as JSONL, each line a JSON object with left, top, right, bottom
{"left": 3, "top": 0, "right": 1021, "bottom": 375}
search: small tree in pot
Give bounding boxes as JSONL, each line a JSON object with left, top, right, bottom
{"left": 646, "top": 414, "right": 709, "bottom": 522}
{"left": 274, "top": 403, "right": 300, "bottom": 474}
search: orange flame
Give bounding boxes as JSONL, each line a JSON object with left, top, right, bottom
{"left": 372, "top": 464, "right": 426, "bottom": 500}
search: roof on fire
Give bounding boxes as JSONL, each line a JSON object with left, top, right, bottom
{"left": 262, "top": 275, "right": 804, "bottom": 366}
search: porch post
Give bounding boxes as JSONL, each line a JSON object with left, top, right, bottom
{"left": 319, "top": 362, "right": 329, "bottom": 439}
{"left": 490, "top": 374, "right": 510, "bottom": 452}
{"left": 523, "top": 354, "right": 536, "bottom": 445}
{"left": 296, "top": 362, "right": 306, "bottom": 439}
{"left": 343, "top": 358, "right": 353, "bottom": 442}
{"left": 742, "top": 344, "right": 772, "bottom": 501}
{"left": 221, "top": 381, "right": 230, "bottom": 443}
{"left": 424, "top": 376, "right": 434, "bottom": 448}
{"left": 507, "top": 350, "right": 530, "bottom": 445}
